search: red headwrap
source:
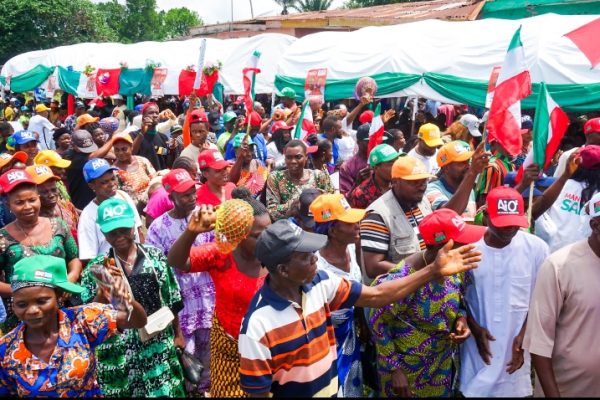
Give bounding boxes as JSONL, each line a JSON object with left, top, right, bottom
{"left": 141, "top": 102, "right": 159, "bottom": 115}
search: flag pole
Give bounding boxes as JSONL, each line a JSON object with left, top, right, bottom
{"left": 527, "top": 181, "right": 535, "bottom": 227}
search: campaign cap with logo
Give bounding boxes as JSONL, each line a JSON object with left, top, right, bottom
{"left": 198, "top": 149, "right": 231, "bottom": 170}
{"left": 97, "top": 198, "right": 136, "bottom": 233}
{"left": 72, "top": 129, "right": 99, "bottom": 153}
{"left": 34, "top": 150, "right": 71, "bottom": 169}
{"left": 83, "top": 158, "right": 118, "bottom": 183}
{"left": 437, "top": 140, "right": 474, "bottom": 168}
{"left": 419, "top": 208, "right": 486, "bottom": 245}
{"left": 0, "top": 151, "right": 28, "bottom": 169}
{"left": 11, "top": 255, "right": 84, "bottom": 294}
{"left": 13, "top": 130, "right": 38, "bottom": 145}
{"left": 255, "top": 219, "right": 326, "bottom": 269}
{"left": 392, "top": 155, "right": 435, "bottom": 180}
{"left": 486, "top": 186, "right": 529, "bottom": 228}
{"left": 369, "top": 144, "right": 400, "bottom": 167}
{"left": 25, "top": 165, "right": 61, "bottom": 185}
{"left": 0, "top": 169, "right": 36, "bottom": 194}
{"left": 162, "top": 168, "right": 196, "bottom": 194}
{"left": 418, "top": 123, "right": 444, "bottom": 148}
{"left": 310, "top": 193, "right": 366, "bottom": 224}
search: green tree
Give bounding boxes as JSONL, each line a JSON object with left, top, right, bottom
{"left": 291, "top": 0, "right": 333, "bottom": 12}
{"left": 96, "top": 0, "right": 128, "bottom": 41}
{"left": 274, "top": 0, "right": 296, "bottom": 15}
{"left": 122, "top": 0, "right": 162, "bottom": 43}
{"left": 345, "top": 0, "right": 425, "bottom": 8}
{"left": 161, "top": 7, "right": 203, "bottom": 39}
{"left": 0, "top": 0, "right": 118, "bottom": 64}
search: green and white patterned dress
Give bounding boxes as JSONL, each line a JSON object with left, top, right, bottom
{"left": 80, "top": 244, "right": 185, "bottom": 397}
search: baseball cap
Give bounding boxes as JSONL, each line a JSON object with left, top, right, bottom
{"left": 297, "top": 188, "right": 322, "bottom": 229}
{"left": 232, "top": 133, "right": 255, "bottom": 148}
{"left": 208, "top": 111, "right": 221, "bottom": 128}
{"left": 255, "top": 219, "right": 326, "bottom": 268}
{"left": 75, "top": 114, "right": 99, "bottom": 129}
{"left": 72, "top": 129, "right": 99, "bottom": 153}
{"left": 34, "top": 150, "right": 71, "bottom": 169}
{"left": 459, "top": 114, "right": 482, "bottom": 137}
{"left": 418, "top": 123, "right": 444, "bottom": 147}
{"left": 486, "top": 186, "right": 529, "bottom": 228}
{"left": 244, "top": 111, "right": 262, "bottom": 127}
{"left": 11, "top": 255, "right": 84, "bottom": 294}
{"left": 437, "top": 140, "right": 474, "bottom": 168}
{"left": 356, "top": 123, "right": 371, "bottom": 141}
{"left": 75, "top": 100, "right": 86, "bottom": 109}
{"left": 521, "top": 115, "right": 533, "bottom": 130}
{"left": 83, "top": 158, "right": 117, "bottom": 183}
{"left": 13, "top": 130, "right": 38, "bottom": 145}
{"left": 35, "top": 104, "right": 51, "bottom": 113}
{"left": 111, "top": 132, "right": 133, "bottom": 145}
{"left": 223, "top": 111, "right": 237, "bottom": 124}
{"left": 584, "top": 117, "right": 600, "bottom": 135}
{"left": 277, "top": 87, "right": 296, "bottom": 99}
{"left": 0, "top": 151, "right": 28, "bottom": 169}
{"left": 419, "top": 209, "right": 486, "bottom": 245}
{"left": 359, "top": 110, "right": 374, "bottom": 124}
{"left": 580, "top": 145, "right": 600, "bottom": 170}
{"left": 0, "top": 169, "right": 36, "bottom": 194}
{"left": 25, "top": 165, "right": 61, "bottom": 185}
{"left": 189, "top": 110, "right": 208, "bottom": 124}
{"left": 270, "top": 120, "right": 294, "bottom": 135}
{"left": 391, "top": 156, "right": 435, "bottom": 180}
{"left": 198, "top": 149, "right": 231, "bottom": 170}
{"left": 310, "top": 193, "right": 366, "bottom": 224}
{"left": 97, "top": 198, "right": 136, "bottom": 233}
{"left": 369, "top": 144, "right": 400, "bottom": 167}
{"left": 233, "top": 95, "right": 245, "bottom": 105}
{"left": 162, "top": 168, "right": 196, "bottom": 194}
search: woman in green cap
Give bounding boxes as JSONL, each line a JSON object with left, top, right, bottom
{"left": 0, "top": 255, "right": 147, "bottom": 397}
{"left": 78, "top": 197, "right": 186, "bottom": 397}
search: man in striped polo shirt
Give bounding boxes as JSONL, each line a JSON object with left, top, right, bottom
{"left": 239, "top": 219, "right": 482, "bottom": 397}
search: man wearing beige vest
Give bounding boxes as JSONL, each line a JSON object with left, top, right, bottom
{"left": 360, "top": 155, "right": 435, "bottom": 280}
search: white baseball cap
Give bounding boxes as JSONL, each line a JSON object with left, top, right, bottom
{"left": 459, "top": 114, "right": 482, "bottom": 137}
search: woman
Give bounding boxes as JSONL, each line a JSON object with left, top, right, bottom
{"left": 0, "top": 255, "right": 147, "bottom": 397}
{"left": 196, "top": 149, "right": 236, "bottom": 206}
{"left": 169, "top": 192, "right": 271, "bottom": 397}
{"left": 99, "top": 116, "right": 120, "bottom": 140}
{"left": 85, "top": 122, "right": 108, "bottom": 148}
{"left": 0, "top": 169, "right": 82, "bottom": 331}
{"left": 12, "top": 130, "right": 39, "bottom": 165}
{"left": 34, "top": 150, "right": 73, "bottom": 202}
{"left": 52, "top": 127, "right": 71, "bottom": 157}
{"left": 112, "top": 132, "right": 156, "bottom": 209}
{"left": 145, "top": 168, "right": 215, "bottom": 395}
{"left": 266, "top": 121, "right": 293, "bottom": 170}
{"left": 368, "top": 209, "right": 484, "bottom": 397}
{"left": 310, "top": 138, "right": 334, "bottom": 173}
{"left": 0, "top": 152, "right": 28, "bottom": 229}
{"left": 25, "top": 164, "right": 79, "bottom": 242}
{"left": 310, "top": 193, "right": 366, "bottom": 397}
{"left": 266, "top": 140, "right": 333, "bottom": 220}
{"left": 79, "top": 198, "right": 186, "bottom": 397}
{"left": 229, "top": 133, "right": 268, "bottom": 197}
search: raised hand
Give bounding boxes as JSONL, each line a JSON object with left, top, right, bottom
{"left": 382, "top": 109, "right": 396, "bottom": 124}
{"left": 470, "top": 142, "right": 491, "bottom": 175}
{"left": 565, "top": 150, "right": 582, "bottom": 177}
{"left": 187, "top": 204, "right": 216, "bottom": 234}
{"left": 432, "top": 240, "right": 481, "bottom": 277}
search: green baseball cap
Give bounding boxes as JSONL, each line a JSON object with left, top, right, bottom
{"left": 232, "top": 132, "right": 255, "bottom": 148}
{"left": 277, "top": 87, "right": 296, "bottom": 99}
{"left": 12, "top": 255, "right": 84, "bottom": 294}
{"left": 369, "top": 144, "right": 401, "bottom": 167}
{"left": 223, "top": 111, "right": 237, "bottom": 124}
{"left": 97, "top": 198, "right": 136, "bottom": 234}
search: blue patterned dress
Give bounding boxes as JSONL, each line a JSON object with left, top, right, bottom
{"left": 368, "top": 260, "right": 467, "bottom": 397}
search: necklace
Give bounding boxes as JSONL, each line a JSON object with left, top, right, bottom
{"left": 115, "top": 245, "right": 137, "bottom": 272}
{"left": 15, "top": 220, "right": 40, "bottom": 247}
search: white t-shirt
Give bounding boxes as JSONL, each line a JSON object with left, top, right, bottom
{"left": 28, "top": 115, "right": 55, "bottom": 150}
{"left": 266, "top": 141, "right": 285, "bottom": 169}
{"left": 78, "top": 190, "right": 142, "bottom": 260}
{"left": 335, "top": 135, "right": 357, "bottom": 162}
{"left": 408, "top": 147, "right": 439, "bottom": 175}
{"left": 460, "top": 231, "right": 549, "bottom": 397}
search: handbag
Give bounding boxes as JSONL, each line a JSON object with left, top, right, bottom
{"left": 138, "top": 305, "right": 175, "bottom": 342}
{"left": 176, "top": 347, "right": 205, "bottom": 385}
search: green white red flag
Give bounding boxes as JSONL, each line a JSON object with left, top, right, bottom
{"left": 242, "top": 51, "right": 261, "bottom": 114}
{"left": 367, "top": 103, "right": 384, "bottom": 155}
{"left": 565, "top": 17, "right": 600, "bottom": 68}
{"left": 294, "top": 101, "right": 316, "bottom": 140}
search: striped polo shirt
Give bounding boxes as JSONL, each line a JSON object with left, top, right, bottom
{"left": 239, "top": 270, "right": 362, "bottom": 397}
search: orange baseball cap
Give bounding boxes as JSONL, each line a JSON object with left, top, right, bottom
{"left": 25, "top": 164, "right": 61, "bottom": 185}
{"left": 111, "top": 132, "right": 133, "bottom": 145}
{"left": 75, "top": 114, "right": 100, "bottom": 129}
{"left": 0, "top": 151, "right": 28, "bottom": 169}
{"left": 436, "top": 140, "right": 474, "bottom": 168}
{"left": 418, "top": 123, "right": 443, "bottom": 147}
{"left": 309, "top": 193, "right": 366, "bottom": 224}
{"left": 391, "top": 156, "right": 435, "bottom": 180}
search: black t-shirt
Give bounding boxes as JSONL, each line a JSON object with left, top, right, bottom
{"left": 137, "top": 130, "right": 169, "bottom": 171}
{"left": 65, "top": 150, "right": 95, "bottom": 210}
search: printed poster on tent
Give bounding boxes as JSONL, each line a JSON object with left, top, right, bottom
{"left": 151, "top": 68, "right": 168, "bottom": 97}
{"left": 304, "top": 68, "right": 327, "bottom": 104}
{"left": 40, "top": 71, "right": 59, "bottom": 99}
{"left": 77, "top": 73, "right": 97, "bottom": 99}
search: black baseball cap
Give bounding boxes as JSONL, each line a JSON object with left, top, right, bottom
{"left": 208, "top": 111, "right": 221, "bottom": 129}
{"left": 255, "top": 219, "right": 326, "bottom": 268}
{"left": 298, "top": 188, "right": 322, "bottom": 229}
{"left": 356, "top": 123, "right": 371, "bottom": 141}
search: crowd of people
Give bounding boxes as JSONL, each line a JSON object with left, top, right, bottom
{"left": 0, "top": 87, "right": 599, "bottom": 398}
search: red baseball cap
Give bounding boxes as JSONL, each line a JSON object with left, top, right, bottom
{"left": 190, "top": 110, "right": 208, "bottom": 124}
{"left": 198, "top": 149, "right": 231, "bottom": 170}
{"left": 419, "top": 209, "right": 486, "bottom": 245}
{"left": 244, "top": 111, "right": 262, "bottom": 127}
{"left": 583, "top": 117, "right": 600, "bottom": 135}
{"left": 270, "top": 120, "right": 294, "bottom": 134}
{"left": 233, "top": 95, "right": 245, "bottom": 105}
{"left": 0, "top": 169, "right": 36, "bottom": 195}
{"left": 162, "top": 168, "right": 196, "bottom": 194}
{"left": 486, "top": 186, "right": 529, "bottom": 228}
{"left": 359, "top": 110, "right": 374, "bottom": 124}
{"left": 579, "top": 144, "right": 600, "bottom": 169}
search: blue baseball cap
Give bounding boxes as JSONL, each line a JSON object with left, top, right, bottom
{"left": 134, "top": 104, "right": 143, "bottom": 112}
{"left": 83, "top": 158, "right": 117, "bottom": 183}
{"left": 13, "top": 130, "right": 38, "bottom": 145}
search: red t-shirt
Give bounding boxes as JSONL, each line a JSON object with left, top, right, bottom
{"left": 196, "top": 182, "right": 236, "bottom": 206}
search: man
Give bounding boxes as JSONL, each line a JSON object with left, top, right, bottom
{"left": 408, "top": 123, "right": 444, "bottom": 175}
{"left": 523, "top": 192, "right": 600, "bottom": 397}
{"left": 274, "top": 87, "right": 298, "bottom": 115}
{"left": 180, "top": 110, "right": 218, "bottom": 168}
{"left": 513, "top": 115, "right": 534, "bottom": 169}
{"left": 28, "top": 104, "right": 56, "bottom": 150}
{"left": 339, "top": 123, "right": 370, "bottom": 195}
{"left": 460, "top": 187, "right": 549, "bottom": 397}
{"left": 476, "top": 139, "right": 516, "bottom": 208}
{"left": 225, "top": 111, "right": 267, "bottom": 164}
{"left": 64, "top": 100, "right": 86, "bottom": 133}
{"left": 238, "top": 218, "right": 481, "bottom": 397}
{"left": 347, "top": 143, "right": 399, "bottom": 209}
{"left": 208, "top": 110, "right": 223, "bottom": 139}
{"left": 319, "top": 115, "right": 343, "bottom": 166}
{"left": 65, "top": 130, "right": 101, "bottom": 209}
{"left": 132, "top": 102, "right": 173, "bottom": 170}
{"left": 216, "top": 111, "right": 239, "bottom": 154}
{"left": 360, "top": 155, "right": 435, "bottom": 279}
{"left": 49, "top": 99, "right": 61, "bottom": 125}
{"left": 111, "top": 95, "right": 127, "bottom": 131}
{"left": 426, "top": 141, "right": 489, "bottom": 220}
{"left": 553, "top": 116, "right": 600, "bottom": 177}
{"left": 77, "top": 158, "right": 143, "bottom": 264}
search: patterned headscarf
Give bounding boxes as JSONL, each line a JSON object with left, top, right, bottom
{"left": 99, "top": 117, "right": 120, "bottom": 136}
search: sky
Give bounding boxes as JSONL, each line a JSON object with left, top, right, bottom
{"left": 93, "top": 0, "right": 346, "bottom": 25}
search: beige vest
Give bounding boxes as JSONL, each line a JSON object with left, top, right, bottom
{"left": 366, "top": 189, "right": 432, "bottom": 264}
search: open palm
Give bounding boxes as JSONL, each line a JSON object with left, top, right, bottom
{"left": 433, "top": 240, "right": 481, "bottom": 277}
{"left": 187, "top": 204, "right": 217, "bottom": 234}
